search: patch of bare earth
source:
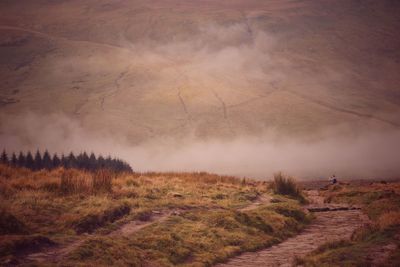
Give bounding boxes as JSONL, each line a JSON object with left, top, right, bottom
{"left": 109, "top": 209, "right": 182, "bottom": 237}
{"left": 240, "top": 194, "right": 271, "bottom": 212}
{"left": 216, "top": 190, "right": 370, "bottom": 267}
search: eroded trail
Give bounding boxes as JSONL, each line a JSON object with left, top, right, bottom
{"left": 23, "top": 196, "right": 272, "bottom": 265}
{"left": 216, "top": 191, "right": 369, "bottom": 267}
{"left": 24, "top": 210, "right": 178, "bottom": 263}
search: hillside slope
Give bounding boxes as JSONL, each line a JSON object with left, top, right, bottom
{"left": 1, "top": 0, "right": 400, "bottom": 143}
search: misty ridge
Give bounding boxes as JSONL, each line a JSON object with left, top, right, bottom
{"left": 1, "top": 112, "right": 400, "bottom": 179}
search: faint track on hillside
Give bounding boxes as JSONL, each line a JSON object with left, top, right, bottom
{"left": 227, "top": 89, "right": 279, "bottom": 110}
{"left": 210, "top": 88, "right": 235, "bottom": 135}
{"left": 0, "top": 25, "right": 131, "bottom": 52}
{"left": 100, "top": 65, "right": 131, "bottom": 111}
{"left": 73, "top": 97, "right": 90, "bottom": 115}
{"left": 212, "top": 90, "right": 228, "bottom": 119}
{"left": 241, "top": 11, "right": 253, "bottom": 38}
{"left": 159, "top": 56, "right": 195, "bottom": 127}
{"left": 177, "top": 89, "right": 191, "bottom": 120}
{"left": 0, "top": 25, "right": 137, "bottom": 116}
{"left": 286, "top": 90, "right": 400, "bottom": 128}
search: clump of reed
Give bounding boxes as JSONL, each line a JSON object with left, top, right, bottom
{"left": 270, "top": 172, "right": 306, "bottom": 203}
{"left": 61, "top": 169, "right": 114, "bottom": 195}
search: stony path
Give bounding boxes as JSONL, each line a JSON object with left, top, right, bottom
{"left": 216, "top": 191, "right": 370, "bottom": 267}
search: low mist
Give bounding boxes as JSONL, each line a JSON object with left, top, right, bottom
{"left": 1, "top": 5, "right": 400, "bottom": 180}
{"left": 1, "top": 113, "right": 400, "bottom": 180}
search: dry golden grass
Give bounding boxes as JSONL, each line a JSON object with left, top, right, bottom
{"left": 60, "top": 169, "right": 114, "bottom": 195}
{"left": 270, "top": 172, "right": 306, "bottom": 203}
{"left": 377, "top": 211, "right": 400, "bottom": 230}
{"left": 0, "top": 164, "right": 311, "bottom": 266}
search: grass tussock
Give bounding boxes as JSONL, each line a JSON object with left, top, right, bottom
{"left": 61, "top": 169, "right": 114, "bottom": 195}
{"left": 297, "top": 182, "right": 400, "bottom": 266}
{"left": 377, "top": 211, "right": 400, "bottom": 230}
{"left": 271, "top": 172, "right": 306, "bottom": 203}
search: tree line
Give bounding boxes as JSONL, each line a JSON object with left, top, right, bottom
{"left": 0, "top": 149, "right": 133, "bottom": 173}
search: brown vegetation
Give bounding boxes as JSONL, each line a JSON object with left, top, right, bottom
{"left": 0, "top": 164, "right": 310, "bottom": 266}
{"left": 60, "top": 169, "right": 114, "bottom": 195}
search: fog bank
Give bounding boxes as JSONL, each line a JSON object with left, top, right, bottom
{"left": 1, "top": 113, "right": 400, "bottom": 179}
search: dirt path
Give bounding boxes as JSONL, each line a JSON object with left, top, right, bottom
{"left": 109, "top": 210, "right": 180, "bottom": 237}
{"left": 23, "top": 196, "right": 271, "bottom": 264}
{"left": 216, "top": 191, "right": 370, "bottom": 267}
{"left": 24, "top": 191, "right": 369, "bottom": 266}
{"left": 240, "top": 194, "right": 271, "bottom": 212}
{"left": 24, "top": 209, "right": 179, "bottom": 263}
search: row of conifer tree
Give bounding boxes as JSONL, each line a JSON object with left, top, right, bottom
{"left": 0, "top": 149, "right": 133, "bottom": 173}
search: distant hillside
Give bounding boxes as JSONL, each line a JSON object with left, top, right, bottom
{"left": 0, "top": 0, "right": 399, "bottom": 144}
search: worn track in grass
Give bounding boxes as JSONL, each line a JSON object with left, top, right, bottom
{"left": 22, "top": 195, "right": 272, "bottom": 265}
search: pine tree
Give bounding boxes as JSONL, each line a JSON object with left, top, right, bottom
{"left": 67, "top": 152, "right": 77, "bottom": 168}
{"left": 81, "top": 152, "right": 89, "bottom": 170}
{"left": 25, "top": 151, "right": 34, "bottom": 169}
{"left": 89, "top": 153, "right": 96, "bottom": 171}
{"left": 97, "top": 155, "right": 105, "bottom": 169}
{"left": 11, "top": 153, "right": 17, "bottom": 166}
{"left": 42, "top": 150, "right": 52, "bottom": 170}
{"left": 17, "top": 152, "right": 25, "bottom": 167}
{"left": 60, "top": 154, "right": 67, "bottom": 168}
{"left": 76, "top": 152, "right": 89, "bottom": 169}
{"left": 105, "top": 156, "right": 112, "bottom": 170}
{"left": 0, "top": 150, "right": 8, "bottom": 165}
{"left": 52, "top": 154, "right": 61, "bottom": 169}
{"left": 34, "top": 150, "right": 43, "bottom": 170}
